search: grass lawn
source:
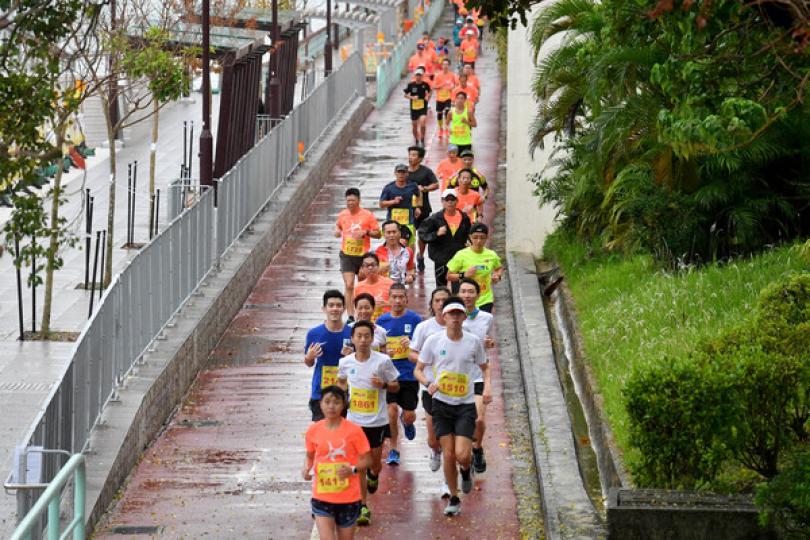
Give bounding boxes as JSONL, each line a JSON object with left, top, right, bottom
{"left": 543, "top": 231, "right": 809, "bottom": 473}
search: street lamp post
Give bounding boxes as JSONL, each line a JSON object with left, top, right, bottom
{"left": 200, "top": 0, "right": 213, "bottom": 188}
{"left": 324, "top": 0, "right": 333, "bottom": 76}
{"left": 269, "top": 0, "right": 280, "bottom": 119}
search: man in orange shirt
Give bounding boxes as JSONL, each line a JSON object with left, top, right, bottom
{"left": 354, "top": 252, "right": 395, "bottom": 321}
{"left": 453, "top": 73, "right": 478, "bottom": 105}
{"left": 462, "top": 64, "right": 480, "bottom": 95}
{"left": 336, "top": 188, "right": 381, "bottom": 319}
{"left": 458, "top": 31, "right": 478, "bottom": 69}
{"left": 432, "top": 58, "right": 458, "bottom": 137}
{"left": 436, "top": 145, "right": 463, "bottom": 191}
{"left": 408, "top": 43, "right": 434, "bottom": 76}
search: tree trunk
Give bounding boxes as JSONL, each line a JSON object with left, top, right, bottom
{"left": 148, "top": 97, "right": 159, "bottom": 231}
{"left": 104, "top": 105, "right": 118, "bottom": 288}
{"left": 40, "top": 123, "right": 69, "bottom": 335}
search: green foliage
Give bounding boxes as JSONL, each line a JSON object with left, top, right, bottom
{"left": 119, "top": 27, "right": 192, "bottom": 104}
{"left": 625, "top": 271, "right": 810, "bottom": 487}
{"left": 528, "top": 0, "right": 810, "bottom": 266}
{"left": 756, "top": 451, "right": 810, "bottom": 539}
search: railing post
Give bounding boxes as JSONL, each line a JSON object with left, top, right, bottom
{"left": 73, "top": 457, "right": 85, "bottom": 540}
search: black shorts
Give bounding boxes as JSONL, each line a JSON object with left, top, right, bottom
{"left": 436, "top": 100, "right": 452, "bottom": 116}
{"left": 432, "top": 399, "right": 477, "bottom": 439}
{"left": 421, "top": 388, "right": 433, "bottom": 415}
{"left": 339, "top": 251, "right": 363, "bottom": 274}
{"left": 453, "top": 143, "right": 472, "bottom": 154}
{"left": 474, "top": 381, "right": 484, "bottom": 396}
{"left": 309, "top": 399, "right": 347, "bottom": 422}
{"left": 385, "top": 380, "right": 419, "bottom": 410}
{"left": 362, "top": 425, "right": 387, "bottom": 449}
{"left": 410, "top": 108, "right": 428, "bottom": 121}
{"left": 479, "top": 302, "right": 493, "bottom": 313}
{"left": 311, "top": 499, "right": 361, "bottom": 528}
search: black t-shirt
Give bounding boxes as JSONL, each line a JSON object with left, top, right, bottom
{"left": 408, "top": 164, "right": 438, "bottom": 217}
{"left": 404, "top": 82, "right": 431, "bottom": 111}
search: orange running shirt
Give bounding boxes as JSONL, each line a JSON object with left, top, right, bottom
{"left": 455, "top": 190, "right": 482, "bottom": 221}
{"left": 467, "top": 73, "right": 481, "bottom": 92}
{"left": 432, "top": 71, "right": 459, "bottom": 103}
{"left": 354, "top": 276, "right": 394, "bottom": 320}
{"left": 305, "top": 418, "right": 370, "bottom": 504}
{"left": 453, "top": 84, "right": 478, "bottom": 104}
{"left": 460, "top": 41, "right": 478, "bottom": 63}
{"left": 444, "top": 211, "right": 463, "bottom": 235}
{"left": 408, "top": 53, "right": 434, "bottom": 75}
{"left": 336, "top": 208, "right": 378, "bottom": 257}
{"left": 436, "top": 158, "right": 464, "bottom": 191}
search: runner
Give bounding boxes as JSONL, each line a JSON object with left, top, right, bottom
{"left": 375, "top": 220, "right": 415, "bottom": 285}
{"left": 409, "top": 287, "right": 452, "bottom": 496}
{"left": 458, "top": 30, "right": 479, "bottom": 69}
{"left": 352, "top": 293, "right": 388, "bottom": 353}
{"left": 407, "top": 145, "right": 439, "bottom": 273}
{"left": 337, "top": 321, "right": 401, "bottom": 526}
{"left": 462, "top": 15, "right": 480, "bottom": 41}
{"left": 305, "top": 290, "right": 353, "bottom": 421}
{"left": 335, "top": 188, "right": 381, "bottom": 319}
{"left": 432, "top": 59, "right": 459, "bottom": 138}
{"left": 452, "top": 17, "right": 464, "bottom": 47}
{"left": 446, "top": 149, "right": 488, "bottom": 195}
{"left": 454, "top": 169, "right": 483, "bottom": 222}
{"left": 454, "top": 73, "right": 479, "bottom": 106}
{"left": 354, "top": 253, "right": 395, "bottom": 321}
{"left": 404, "top": 68, "right": 432, "bottom": 147}
{"left": 414, "top": 297, "right": 491, "bottom": 516}
{"left": 448, "top": 91, "right": 476, "bottom": 154}
{"left": 418, "top": 189, "right": 472, "bottom": 287}
{"left": 446, "top": 222, "right": 504, "bottom": 312}
{"left": 433, "top": 37, "right": 451, "bottom": 70}
{"left": 376, "top": 283, "right": 423, "bottom": 465}
{"left": 457, "top": 278, "right": 496, "bottom": 474}
{"left": 303, "top": 385, "right": 371, "bottom": 539}
{"left": 436, "top": 144, "right": 464, "bottom": 191}
{"left": 462, "top": 64, "right": 481, "bottom": 95}
{"left": 380, "top": 163, "right": 421, "bottom": 247}
{"left": 407, "top": 43, "right": 434, "bottom": 76}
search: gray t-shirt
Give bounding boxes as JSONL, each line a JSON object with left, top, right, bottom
{"left": 338, "top": 351, "right": 400, "bottom": 427}
{"left": 420, "top": 331, "right": 486, "bottom": 405}
{"left": 411, "top": 317, "right": 446, "bottom": 386}
{"left": 462, "top": 310, "right": 493, "bottom": 383}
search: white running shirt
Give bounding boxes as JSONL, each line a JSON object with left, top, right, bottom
{"left": 462, "top": 309, "right": 493, "bottom": 384}
{"left": 410, "top": 317, "right": 446, "bottom": 386}
{"left": 338, "top": 351, "right": 400, "bottom": 427}
{"left": 420, "top": 331, "right": 486, "bottom": 405}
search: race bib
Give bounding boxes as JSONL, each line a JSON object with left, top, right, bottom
{"left": 321, "top": 365, "right": 338, "bottom": 388}
{"left": 350, "top": 387, "right": 379, "bottom": 414}
{"left": 411, "top": 98, "right": 425, "bottom": 110}
{"left": 316, "top": 462, "right": 349, "bottom": 494}
{"left": 391, "top": 208, "right": 410, "bottom": 225}
{"left": 437, "top": 89, "right": 451, "bottom": 101}
{"left": 452, "top": 124, "right": 466, "bottom": 136}
{"left": 463, "top": 49, "right": 476, "bottom": 60}
{"left": 438, "top": 370, "right": 469, "bottom": 397}
{"left": 342, "top": 237, "right": 364, "bottom": 256}
{"left": 386, "top": 336, "right": 409, "bottom": 360}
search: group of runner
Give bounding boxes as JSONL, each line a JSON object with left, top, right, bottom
{"left": 302, "top": 6, "right": 505, "bottom": 538}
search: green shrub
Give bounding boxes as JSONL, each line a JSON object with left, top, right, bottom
{"left": 624, "top": 358, "right": 732, "bottom": 489}
{"left": 756, "top": 451, "right": 810, "bottom": 539}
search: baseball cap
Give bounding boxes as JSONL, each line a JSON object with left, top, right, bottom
{"left": 466, "top": 15, "right": 474, "bottom": 21}
{"left": 417, "top": 43, "right": 425, "bottom": 50}
{"left": 442, "top": 300, "right": 466, "bottom": 314}
{"left": 415, "top": 67, "right": 425, "bottom": 75}
{"left": 441, "top": 189, "right": 458, "bottom": 199}
{"left": 455, "top": 17, "right": 463, "bottom": 24}
{"left": 459, "top": 149, "right": 474, "bottom": 158}
{"left": 447, "top": 144, "right": 459, "bottom": 154}
{"left": 470, "top": 222, "right": 489, "bottom": 235}
{"left": 394, "top": 163, "right": 408, "bottom": 172}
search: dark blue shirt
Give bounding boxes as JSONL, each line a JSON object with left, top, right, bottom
{"left": 377, "top": 309, "right": 422, "bottom": 381}
{"left": 305, "top": 323, "right": 351, "bottom": 400}
{"left": 380, "top": 181, "right": 420, "bottom": 225}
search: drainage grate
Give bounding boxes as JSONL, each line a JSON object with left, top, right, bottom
{"left": 176, "top": 419, "right": 221, "bottom": 428}
{"left": 110, "top": 525, "right": 162, "bottom": 534}
{"left": 244, "top": 303, "right": 282, "bottom": 310}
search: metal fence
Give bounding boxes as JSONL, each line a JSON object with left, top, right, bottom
{"left": 7, "top": 52, "right": 367, "bottom": 532}
{"left": 375, "top": 0, "right": 445, "bottom": 108}
{"left": 216, "top": 52, "right": 365, "bottom": 258}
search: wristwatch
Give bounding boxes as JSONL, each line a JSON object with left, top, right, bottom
{"left": 351, "top": 466, "right": 358, "bottom": 475}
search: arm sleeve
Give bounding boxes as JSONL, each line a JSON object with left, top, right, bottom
{"left": 473, "top": 336, "right": 487, "bottom": 365}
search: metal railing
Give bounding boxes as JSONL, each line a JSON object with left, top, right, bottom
{"left": 6, "top": 52, "right": 368, "bottom": 530}
{"left": 375, "top": 0, "right": 445, "bottom": 108}
{"left": 10, "top": 454, "right": 85, "bottom": 540}
{"left": 217, "top": 52, "right": 365, "bottom": 258}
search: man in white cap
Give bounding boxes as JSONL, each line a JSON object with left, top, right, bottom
{"left": 414, "top": 296, "right": 490, "bottom": 516}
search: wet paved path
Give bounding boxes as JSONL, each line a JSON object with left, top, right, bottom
{"left": 95, "top": 11, "right": 521, "bottom": 539}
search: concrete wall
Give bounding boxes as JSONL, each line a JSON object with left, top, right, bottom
{"left": 505, "top": 7, "right": 557, "bottom": 257}
{"left": 84, "top": 96, "right": 374, "bottom": 531}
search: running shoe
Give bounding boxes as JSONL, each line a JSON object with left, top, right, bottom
{"left": 472, "top": 448, "right": 487, "bottom": 474}
{"left": 440, "top": 480, "right": 452, "bottom": 499}
{"left": 444, "top": 496, "right": 461, "bottom": 516}
{"left": 401, "top": 411, "right": 416, "bottom": 440}
{"left": 366, "top": 471, "right": 379, "bottom": 494}
{"left": 429, "top": 448, "right": 442, "bottom": 472}
{"left": 386, "top": 448, "right": 401, "bottom": 465}
{"left": 417, "top": 255, "right": 425, "bottom": 273}
{"left": 460, "top": 467, "right": 474, "bottom": 494}
{"left": 357, "top": 504, "right": 371, "bottom": 526}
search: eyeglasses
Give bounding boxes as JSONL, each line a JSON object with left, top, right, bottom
{"left": 363, "top": 262, "right": 379, "bottom": 267}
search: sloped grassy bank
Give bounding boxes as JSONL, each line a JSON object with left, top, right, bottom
{"left": 542, "top": 231, "right": 808, "bottom": 479}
